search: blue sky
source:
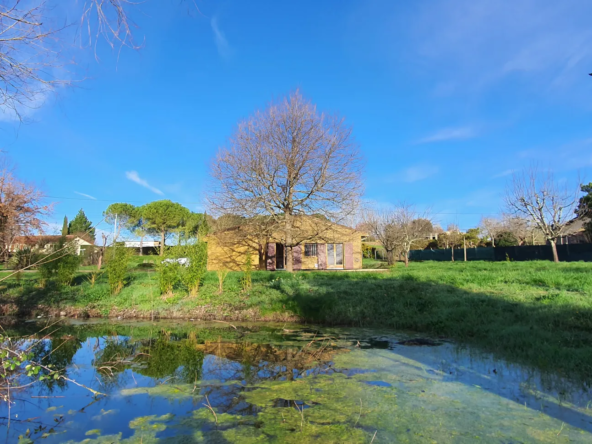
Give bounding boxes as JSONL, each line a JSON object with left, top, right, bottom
{"left": 2, "top": 0, "right": 592, "bottom": 238}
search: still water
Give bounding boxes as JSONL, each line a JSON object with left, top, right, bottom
{"left": 1, "top": 319, "right": 591, "bottom": 443}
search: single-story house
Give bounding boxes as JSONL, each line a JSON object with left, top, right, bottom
{"left": 123, "top": 240, "right": 161, "bottom": 255}
{"left": 11, "top": 234, "right": 95, "bottom": 256}
{"left": 207, "top": 216, "right": 364, "bottom": 271}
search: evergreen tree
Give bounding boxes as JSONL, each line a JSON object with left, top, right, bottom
{"left": 61, "top": 215, "right": 68, "bottom": 236}
{"left": 68, "top": 209, "right": 95, "bottom": 241}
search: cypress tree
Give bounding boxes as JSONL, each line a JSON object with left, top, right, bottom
{"left": 61, "top": 215, "right": 68, "bottom": 236}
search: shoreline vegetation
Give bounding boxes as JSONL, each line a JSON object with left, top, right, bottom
{"left": 1, "top": 260, "right": 592, "bottom": 381}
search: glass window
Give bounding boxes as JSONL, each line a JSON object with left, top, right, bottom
{"left": 304, "top": 243, "right": 317, "bottom": 256}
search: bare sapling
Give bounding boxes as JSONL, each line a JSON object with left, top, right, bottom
{"left": 217, "top": 269, "right": 229, "bottom": 294}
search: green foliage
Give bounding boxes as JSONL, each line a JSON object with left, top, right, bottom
{"left": 103, "top": 202, "right": 139, "bottom": 230}
{"left": 105, "top": 245, "right": 132, "bottom": 295}
{"left": 576, "top": 182, "right": 592, "bottom": 217}
{"left": 37, "top": 239, "right": 81, "bottom": 286}
{"left": 139, "top": 200, "right": 191, "bottom": 253}
{"left": 61, "top": 215, "right": 68, "bottom": 236}
{"left": 464, "top": 228, "right": 481, "bottom": 247}
{"left": 157, "top": 256, "right": 181, "bottom": 295}
{"left": 68, "top": 209, "right": 95, "bottom": 240}
{"left": 181, "top": 242, "right": 208, "bottom": 296}
{"left": 497, "top": 230, "right": 519, "bottom": 247}
{"left": 241, "top": 251, "right": 253, "bottom": 291}
{"left": 8, "top": 247, "right": 42, "bottom": 270}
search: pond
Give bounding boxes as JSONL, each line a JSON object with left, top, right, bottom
{"left": 1, "top": 319, "right": 591, "bottom": 443}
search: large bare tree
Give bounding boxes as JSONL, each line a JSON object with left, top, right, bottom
{"left": 0, "top": 158, "right": 50, "bottom": 260}
{"left": 505, "top": 168, "right": 580, "bottom": 262}
{"left": 209, "top": 91, "right": 363, "bottom": 272}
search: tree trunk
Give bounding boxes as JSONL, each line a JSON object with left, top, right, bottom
{"left": 404, "top": 248, "right": 409, "bottom": 267}
{"left": 160, "top": 230, "right": 165, "bottom": 256}
{"left": 451, "top": 245, "right": 454, "bottom": 262}
{"left": 491, "top": 237, "right": 495, "bottom": 248}
{"left": 284, "top": 214, "right": 294, "bottom": 272}
{"left": 550, "top": 239, "right": 559, "bottom": 263}
{"left": 386, "top": 249, "right": 395, "bottom": 265}
{"left": 139, "top": 236, "right": 144, "bottom": 256}
{"left": 463, "top": 237, "right": 467, "bottom": 262}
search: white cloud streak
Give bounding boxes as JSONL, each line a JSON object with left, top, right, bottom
{"left": 491, "top": 169, "right": 517, "bottom": 179}
{"left": 125, "top": 171, "right": 164, "bottom": 196}
{"left": 211, "top": 17, "right": 232, "bottom": 59}
{"left": 417, "top": 127, "right": 476, "bottom": 144}
{"left": 74, "top": 191, "right": 97, "bottom": 200}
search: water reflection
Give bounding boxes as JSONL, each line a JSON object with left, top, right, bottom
{"left": 0, "top": 320, "right": 591, "bottom": 443}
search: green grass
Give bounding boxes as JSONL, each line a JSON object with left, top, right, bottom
{"left": 1, "top": 260, "right": 592, "bottom": 380}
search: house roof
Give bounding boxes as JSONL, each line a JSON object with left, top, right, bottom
{"left": 564, "top": 217, "right": 590, "bottom": 235}
{"left": 14, "top": 234, "right": 95, "bottom": 246}
{"left": 211, "top": 214, "right": 363, "bottom": 236}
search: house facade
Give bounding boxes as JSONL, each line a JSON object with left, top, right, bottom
{"left": 11, "top": 235, "right": 95, "bottom": 256}
{"left": 207, "top": 217, "right": 364, "bottom": 271}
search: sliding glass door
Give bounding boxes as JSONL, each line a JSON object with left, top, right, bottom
{"left": 327, "top": 244, "right": 343, "bottom": 268}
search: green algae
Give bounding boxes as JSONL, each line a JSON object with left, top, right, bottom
{"left": 73, "top": 348, "right": 592, "bottom": 443}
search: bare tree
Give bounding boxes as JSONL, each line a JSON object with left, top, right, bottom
{"left": 505, "top": 168, "right": 580, "bottom": 262}
{"left": 0, "top": 1, "right": 139, "bottom": 120}
{"left": 392, "top": 204, "right": 432, "bottom": 267}
{"left": 0, "top": 158, "right": 51, "bottom": 261}
{"left": 209, "top": 91, "right": 363, "bottom": 272}
{"left": 363, "top": 208, "right": 403, "bottom": 266}
{"left": 479, "top": 217, "right": 502, "bottom": 247}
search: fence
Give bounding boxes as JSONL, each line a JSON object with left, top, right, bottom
{"left": 409, "top": 243, "right": 592, "bottom": 262}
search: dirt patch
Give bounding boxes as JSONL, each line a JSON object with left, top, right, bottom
{"left": 0, "top": 303, "right": 301, "bottom": 323}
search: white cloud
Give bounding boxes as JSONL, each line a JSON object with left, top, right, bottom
{"left": 491, "top": 169, "right": 517, "bottom": 179}
{"left": 125, "top": 171, "right": 164, "bottom": 196}
{"left": 417, "top": 127, "right": 476, "bottom": 144}
{"left": 211, "top": 17, "right": 232, "bottom": 59}
{"left": 74, "top": 191, "right": 97, "bottom": 200}
{"left": 395, "top": 165, "right": 439, "bottom": 183}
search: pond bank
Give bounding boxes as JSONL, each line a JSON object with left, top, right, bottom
{"left": 1, "top": 261, "right": 592, "bottom": 383}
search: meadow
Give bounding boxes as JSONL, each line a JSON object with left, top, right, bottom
{"left": 1, "top": 260, "right": 591, "bottom": 380}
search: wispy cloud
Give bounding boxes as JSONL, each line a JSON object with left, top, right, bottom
{"left": 125, "top": 171, "right": 164, "bottom": 196}
{"left": 412, "top": 0, "right": 592, "bottom": 94}
{"left": 74, "top": 191, "right": 97, "bottom": 200}
{"left": 491, "top": 169, "right": 517, "bottom": 179}
{"left": 417, "top": 127, "right": 476, "bottom": 144}
{"left": 211, "top": 17, "right": 232, "bottom": 59}
{"left": 390, "top": 165, "right": 439, "bottom": 183}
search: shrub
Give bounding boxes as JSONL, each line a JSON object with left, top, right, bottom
{"left": 157, "top": 250, "right": 182, "bottom": 296}
{"left": 8, "top": 248, "right": 43, "bottom": 270}
{"left": 180, "top": 242, "right": 207, "bottom": 297}
{"left": 241, "top": 252, "right": 252, "bottom": 291}
{"left": 37, "top": 240, "right": 81, "bottom": 286}
{"left": 217, "top": 269, "right": 229, "bottom": 294}
{"left": 105, "top": 245, "right": 131, "bottom": 295}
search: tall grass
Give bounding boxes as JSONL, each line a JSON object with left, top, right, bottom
{"left": 2, "top": 261, "right": 592, "bottom": 380}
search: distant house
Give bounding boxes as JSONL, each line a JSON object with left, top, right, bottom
{"left": 11, "top": 234, "right": 95, "bottom": 256}
{"left": 558, "top": 217, "right": 591, "bottom": 245}
{"left": 207, "top": 216, "right": 365, "bottom": 271}
{"left": 123, "top": 240, "right": 161, "bottom": 255}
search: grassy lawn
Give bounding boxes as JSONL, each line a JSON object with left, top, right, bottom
{"left": 1, "top": 260, "right": 591, "bottom": 379}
